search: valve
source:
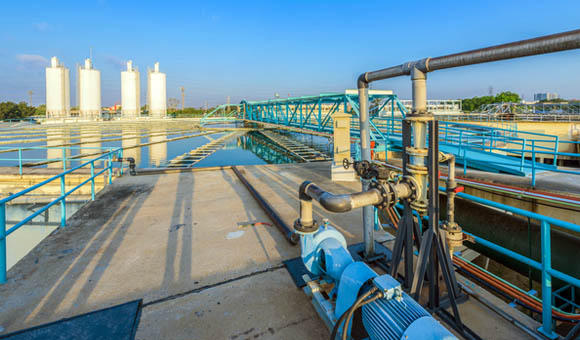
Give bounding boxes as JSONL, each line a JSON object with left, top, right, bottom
{"left": 442, "top": 222, "right": 463, "bottom": 258}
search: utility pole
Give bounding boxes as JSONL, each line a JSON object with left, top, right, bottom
{"left": 226, "top": 96, "right": 230, "bottom": 113}
{"left": 28, "top": 90, "right": 34, "bottom": 106}
{"left": 180, "top": 86, "right": 185, "bottom": 110}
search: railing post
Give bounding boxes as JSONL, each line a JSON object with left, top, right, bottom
{"left": 62, "top": 147, "right": 67, "bottom": 171}
{"left": 0, "top": 203, "right": 6, "bottom": 284}
{"left": 538, "top": 220, "right": 557, "bottom": 339}
{"left": 18, "top": 148, "right": 22, "bottom": 176}
{"left": 60, "top": 175, "right": 66, "bottom": 227}
{"left": 90, "top": 161, "right": 95, "bottom": 201}
{"left": 532, "top": 141, "right": 536, "bottom": 186}
{"left": 108, "top": 153, "right": 113, "bottom": 184}
{"left": 520, "top": 139, "right": 526, "bottom": 173}
{"left": 553, "top": 136, "right": 559, "bottom": 166}
{"left": 119, "top": 149, "right": 124, "bottom": 176}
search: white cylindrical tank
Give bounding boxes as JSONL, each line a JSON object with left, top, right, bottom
{"left": 78, "top": 58, "right": 101, "bottom": 119}
{"left": 147, "top": 62, "right": 166, "bottom": 118}
{"left": 45, "top": 57, "right": 71, "bottom": 119}
{"left": 121, "top": 60, "right": 140, "bottom": 118}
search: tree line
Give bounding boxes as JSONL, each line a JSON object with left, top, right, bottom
{"left": 461, "top": 92, "right": 521, "bottom": 112}
{"left": 0, "top": 102, "right": 45, "bottom": 120}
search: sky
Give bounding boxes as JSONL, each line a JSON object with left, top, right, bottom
{"left": 0, "top": 0, "right": 579, "bottom": 107}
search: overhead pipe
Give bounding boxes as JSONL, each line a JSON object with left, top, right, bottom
{"left": 356, "top": 28, "right": 580, "bottom": 259}
{"left": 358, "top": 29, "right": 580, "bottom": 85}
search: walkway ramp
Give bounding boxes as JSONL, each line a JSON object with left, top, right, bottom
{"left": 257, "top": 130, "right": 331, "bottom": 162}
{"left": 165, "top": 131, "right": 242, "bottom": 168}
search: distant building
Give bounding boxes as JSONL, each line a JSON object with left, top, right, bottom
{"left": 534, "top": 92, "right": 559, "bottom": 101}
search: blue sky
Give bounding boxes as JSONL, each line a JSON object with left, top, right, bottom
{"left": 1, "top": 0, "right": 579, "bottom": 107}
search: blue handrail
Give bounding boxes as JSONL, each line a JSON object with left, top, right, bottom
{"left": 0, "top": 146, "right": 115, "bottom": 175}
{"left": 439, "top": 187, "right": 580, "bottom": 336}
{"left": 0, "top": 147, "right": 123, "bottom": 284}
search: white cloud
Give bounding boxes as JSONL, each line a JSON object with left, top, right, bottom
{"left": 16, "top": 54, "right": 49, "bottom": 67}
{"left": 34, "top": 22, "right": 52, "bottom": 32}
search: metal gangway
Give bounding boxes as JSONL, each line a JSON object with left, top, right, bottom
{"left": 258, "top": 130, "right": 330, "bottom": 162}
{"left": 233, "top": 92, "right": 580, "bottom": 180}
{"left": 165, "top": 131, "right": 243, "bottom": 167}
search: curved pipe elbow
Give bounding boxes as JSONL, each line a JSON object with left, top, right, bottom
{"left": 299, "top": 181, "right": 383, "bottom": 213}
{"left": 318, "top": 193, "right": 354, "bottom": 213}
{"left": 357, "top": 73, "right": 369, "bottom": 89}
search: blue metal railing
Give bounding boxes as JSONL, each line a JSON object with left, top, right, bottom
{"left": 0, "top": 147, "right": 123, "bottom": 284}
{"left": 441, "top": 188, "right": 580, "bottom": 338}
{"left": 0, "top": 146, "right": 118, "bottom": 175}
{"left": 245, "top": 92, "right": 579, "bottom": 181}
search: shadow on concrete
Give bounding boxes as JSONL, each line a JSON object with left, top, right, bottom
{"left": 162, "top": 171, "right": 193, "bottom": 290}
{"left": 0, "top": 175, "right": 158, "bottom": 333}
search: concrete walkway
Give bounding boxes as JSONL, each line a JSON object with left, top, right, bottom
{"left": 0, "top": 163, "right": 536, "bottom": 339}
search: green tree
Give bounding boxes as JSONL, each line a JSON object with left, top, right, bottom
{"left": 0, "top": 101, "right": 21, "bottom": 120}
{"left": 35, "top": 104, "right": 46, "bottom": 115}
{"left": 461, "top": 92, "right": 521, "bottom": 112}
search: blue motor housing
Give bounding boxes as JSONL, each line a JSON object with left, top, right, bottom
{"left": 362, "top": 283, "right": 457, "bottom": 340}
{"left": 298, "top": 223, "right": 457, "bottom": 340}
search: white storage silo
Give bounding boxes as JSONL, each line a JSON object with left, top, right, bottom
{"left": 147, "top": 62, "right": 166, "bottom": 118}
{"left": 78, "top": 58, "right": 101, "bottom": 120}
{"left": 121, "top": 60, "right": 140, "bottom": 118}
{"left": 45, "top": 57, "right": 70, "bottom": 119}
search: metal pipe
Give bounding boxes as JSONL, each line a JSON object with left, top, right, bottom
{"left": 357, "top": 86, "right": 375, "bottom": 257}
{"left": 409, "top": 68, "right": 429, "bottom": 212}
{"left": 446, "top": 154, "right": 456, "bottom": 225}
{"left": 358, "top": 29, "right": 580, "bottom": 84}
{"left": 300, "top": 181, "right": 382, "bottom": 214}
{"left": 231, "top": 166, "right": 299, "bottom": 245}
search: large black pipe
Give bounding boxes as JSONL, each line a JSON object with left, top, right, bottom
{"left": 358, "top": 29, "right": 580, "bottom": 85}
{"left": 231, "top": 166, "right": 299, "bottom": 245}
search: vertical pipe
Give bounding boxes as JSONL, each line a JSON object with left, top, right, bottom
{"left": 358, "top": 85, "right": 374, "bottom": 257}
{"left": 447, "top": 155, "right": 456, "bottom": 225}
{"left": 60, "top": 175, "right": 66, "bottom": 227}
{"left": 0, "top": 203, "right": 6, "bottom": 284}
{"left": 410, "top": 68, "right": 428, "bottom": 210}
{"left": 539, "top": 220, "right": 557, "bottom": 339}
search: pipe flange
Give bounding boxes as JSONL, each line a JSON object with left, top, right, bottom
{"left": 410, "top": 200, "right": 428, "bottom": 214}
{"left": 407, "top": 164, "right": 428, "bottom": 176}
{"left": 402, "top": 175, "right": 420, "bottom": 203}
{"left": 405, "top": 147, "right": 428, "bottom": 157}
{"left": 293, "top": 218, "right": 319, "bottom": 234}
{"left": 370, "top": 181, "right": 396, "bottom": 209}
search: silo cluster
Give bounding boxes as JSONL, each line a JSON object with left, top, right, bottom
{"left": 45, "top": 56, "right": 167, "bottom": 120}
{"left": 45, "top": 57, "right": 70, "bottom": 118}
{"left": 147, "top": 62, "right": 167, "bottom": 118}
